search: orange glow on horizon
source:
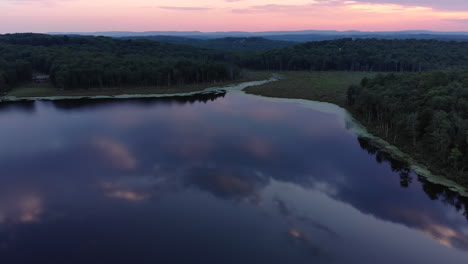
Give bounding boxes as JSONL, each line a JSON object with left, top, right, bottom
{"left": 1, "top": 0, "right": 468, "bottom": 33}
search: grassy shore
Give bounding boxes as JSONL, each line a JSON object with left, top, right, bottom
{"left": 244, "top": 71, "right": 375, "bottom": 107}
{"left": 5, "top": 71, "right": 272, "bottom": 98}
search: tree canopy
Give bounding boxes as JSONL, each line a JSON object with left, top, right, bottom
{"left": 348, "top": 71, "right": 468, "bottom": 185}
{"left": 238, "top": 38, "right": 468, "bottom": 72}
{"left": 0, "top": 33, "right": 240, "bottom": 92}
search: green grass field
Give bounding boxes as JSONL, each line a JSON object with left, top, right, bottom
{"left": 244, "top": 71, "right": 376, "bottom": 107}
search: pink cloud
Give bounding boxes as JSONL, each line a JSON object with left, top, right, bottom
{"left": 0, "top": 0, "right": 467, "bottom": 32}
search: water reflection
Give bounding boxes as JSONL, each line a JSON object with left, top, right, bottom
{"left": 0, "top": 192, "right": 43, "bottom": 225}
{"left": 358, "top": 137, "right": 468, "bottom": 219}
{"left": 357, "top": 136, "right": 468, "bottom": 250}
{"left": 0, "top": 101, "right": 36, "bottom": 114}
{"left": 357, "top": 137, "right": 411, "bottom": 174}
{"left": 49, "top": 92, "right": 226, "bottom": 111}
{"left": 0, "top": 92, "right": 467, "bottom": 263}
{"left": 184, "top": 167, "right": 268, "bottom": 203}
{"left": 100, "top": 181, "right": 151, "bottom": 201}
{"left": 93, "top": 138, "right": 137, "bottom": 171}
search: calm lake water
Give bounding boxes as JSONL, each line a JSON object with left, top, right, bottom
{"left": 0, "top": 90, "right": 468, "bottom": 263}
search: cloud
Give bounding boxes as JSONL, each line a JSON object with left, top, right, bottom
{"left": 159, "top": 6, "right": 211, "bottom": 11}
{"left": 446, "top": 18, "right": 468, "bottom": 24}
{"left": 231, "top": 0, "right": 468, "bottom": 14}
{"left": 4, "top": 0, "right": 72, "bottom": 6}
{"left": 2, "top": 0, "right": 468, "bottom": 32}
{"left": 342, "top": 0, "right": 468, "bottom": 11}
{"left": 232, "top": 3, "right": 323, "bottom": 14}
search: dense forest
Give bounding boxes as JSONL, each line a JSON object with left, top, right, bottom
{"left": 0, "top": 33, "right": 240, "bottom": 93}
{"left": 0, "top": 56, "right": 31, "bottom": 93}
{"left": 4, "top": 34, "right": 468, "bottom": 94}
{"left": 347, "top": 71, "right": 468, "bottom": 185}
{"left": 121, "top": 36, "right": 294, "bottom": 51}
{"left": 239, "top": 38, "right": 468, "bottom": 72}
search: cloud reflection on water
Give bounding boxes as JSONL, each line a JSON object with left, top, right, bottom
{"left": 183, "top": 167, "right": 268, "bottom": 205}
{"left": 100, "top": 181, "right": 151, "bottom": 201}
{"left": 1, "top": 93, "right": 468, "bottom": 262}
{"left": 93, "top": 138, "right": 137, "bottom": 171}
{"left": 0, "top": 192, "right": 43, "bottom": 225}
{"left": 390, "top": 207, "right": 468, "bottom": 250}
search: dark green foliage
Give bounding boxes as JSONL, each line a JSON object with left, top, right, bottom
{"left": 0, "top": 33, "right": 240, "bottom": 90}
{"left": 348, "top": 71, "right": 468, "bottom": 185}
{"left": 121, "top": 36, "right": 294, "bottom": 51}
{"left": 4, "top": 34, "right": 468, "bottom": 91}
{"left": 0, "top": 56, "right": 32, "bottom": 94}
{"left": 239, "top": 38, "right": 468, "bottom": 71}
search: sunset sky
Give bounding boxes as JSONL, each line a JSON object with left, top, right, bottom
{"left": 2, "top": 0, "right": 468, "bottom": 33}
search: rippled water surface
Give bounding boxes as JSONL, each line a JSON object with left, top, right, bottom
{"left": 1, "top": 91, "right": 467, "bottom": 263}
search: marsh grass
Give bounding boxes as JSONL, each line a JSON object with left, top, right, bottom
{"left": 244, "top": 71, "right": 376, "bottom": 107}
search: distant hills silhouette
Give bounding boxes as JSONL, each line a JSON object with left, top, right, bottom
{"left": 48, "top": 30, "right": 468, "bottom": 42}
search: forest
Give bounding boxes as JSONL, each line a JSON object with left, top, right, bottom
{"left": 347, "top": 71, "right": 468, "bottom": 185}
{"left": 0, "top": 33, "right": 240, "bottom": 93}
{"left": 121, "top": 36, "right": 294, "bottom": 51}
{"left": 4, "top": 34, "right": 468, "bottom": 94}
{"left": 238, "top": 38, "right": 468, "bottom": 72}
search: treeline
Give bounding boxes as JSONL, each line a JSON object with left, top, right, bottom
{"left": 238, "top": 38, "right": 468, "bottom": 72}
{"left": 4, "top": 34, "right": 468, "bottom": 93}
{"left": 347, "top": 71, "right": 468, "bottom": 185}
{"left": 0, "top": 58, "right": 32, "bottom": 94}
{"left": 122, "top": 36, "right": 294, "bottom": 51}
{"left": 0, "top": 33, "right": 240, "bottom": 92}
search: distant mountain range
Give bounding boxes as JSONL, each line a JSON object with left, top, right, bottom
{"left": 49, "top": 30, "right": 468, "bottom": 37}
{"left": 48, "top": 30, "right": 468, "bottom": 42}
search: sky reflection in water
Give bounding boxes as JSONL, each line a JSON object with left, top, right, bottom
{"left": 0, "top": 93, "right": 467, "bottom": 263}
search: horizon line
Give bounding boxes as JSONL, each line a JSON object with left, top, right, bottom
{"left": 2, "top": 29, "right": 468, "bottom": 35}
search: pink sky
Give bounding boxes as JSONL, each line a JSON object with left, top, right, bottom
{"left": 1, "top": 0, "right": 468, "bottom": 33}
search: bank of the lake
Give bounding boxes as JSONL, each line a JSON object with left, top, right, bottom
{"left": 2, "top": 71, "right": 273, "bottom": 102}
{"left": 2, "top": 69, "right": 467, "bottom": 196}
{"left": 244, "top": 71, "right": 468, "bottom": 197}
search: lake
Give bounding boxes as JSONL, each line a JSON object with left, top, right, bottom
{"left": 0, "top": 89, "right": 467, "bottom": 263}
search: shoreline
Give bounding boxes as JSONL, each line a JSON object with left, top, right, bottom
{"left": 2, "top": 72, "right": 466, "bottom": 197}
{"left": 242, "top": 91, "right": 468, "bottom": 197}
{"left": 241, "top": 72, "right": 468, "bottom": 197}
{"left": 0, "top": 77, "right": 279, "bottom": 102}
{"left": 346, "top": 113, "right": 468, "bottom": 197}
